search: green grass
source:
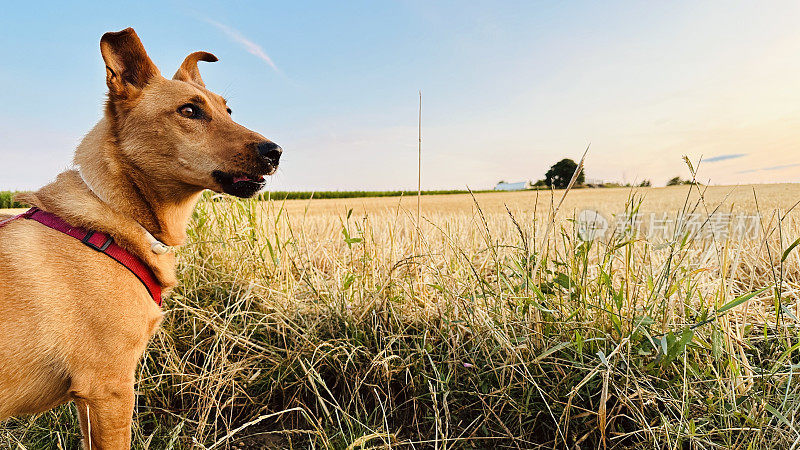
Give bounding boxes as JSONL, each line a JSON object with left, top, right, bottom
{"left": 0, "top": 187, "right": 798, "bottom": 449}
{"left": 0, "top": 192, "right": 26, "bottom": 209}
{"left": 257, "top": 190, "right": 496, "bottom": 200}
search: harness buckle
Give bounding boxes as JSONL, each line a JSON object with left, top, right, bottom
{"left": 82, "top": 231, "right": 113, "bottom": 252}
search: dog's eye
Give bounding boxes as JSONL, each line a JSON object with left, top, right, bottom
{"left": 178, "top": 104, "right": 200, "bottom": 119}
{"left": 226, "top": 108, "right": 232, "bottom": 115}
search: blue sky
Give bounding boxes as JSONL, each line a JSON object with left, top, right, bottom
{"left": 1, "top": 1, "right": 799, "bottom": 191}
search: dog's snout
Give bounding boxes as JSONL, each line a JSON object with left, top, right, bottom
{"left": 257, "top": 141, "right": 282, "bottom": 164}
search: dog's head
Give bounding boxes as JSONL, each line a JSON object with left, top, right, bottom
{"left": 99, "top": 28, "right": 280, "bottom": 198}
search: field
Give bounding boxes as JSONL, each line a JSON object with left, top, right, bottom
{"left": 1, "top": 183, "right": 800, "bottom": 449}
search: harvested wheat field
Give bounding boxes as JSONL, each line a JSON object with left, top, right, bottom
{"left": 1, "top": 183, "right": 800, "bottom": 448}
{"left": 271, "top": 183, "right": 800, "bottom": 217}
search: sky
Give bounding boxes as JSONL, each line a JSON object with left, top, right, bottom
{"left": 1, "top": 1, "right": 799, "bottom": 191}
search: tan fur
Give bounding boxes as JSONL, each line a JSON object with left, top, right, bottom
{"left": 0, "top": 28, "right": 279, "bottom": 449}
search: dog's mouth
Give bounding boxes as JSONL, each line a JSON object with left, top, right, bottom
{"left": 232, "top": 174, "right": 265, "bottom": 184}
{"left": 212, "top": 170, "right": 269, "bottom": 198}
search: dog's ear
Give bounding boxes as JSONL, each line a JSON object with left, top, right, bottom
{"left": 173, "top": 51, "right": 218, "bottom": 87}
{"left": 100, "top": 28, "right": 161, "bottom": 100}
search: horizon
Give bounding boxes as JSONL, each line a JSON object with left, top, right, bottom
{"left": 1, "top": 1, "right": 799, "bottom": 191}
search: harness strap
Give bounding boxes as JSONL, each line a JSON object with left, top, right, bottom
{"left": 0, "top": 210, "right": 32, "bottom": 228}
{"left": 1, "top": 208, "right": 162, "bottom": 306}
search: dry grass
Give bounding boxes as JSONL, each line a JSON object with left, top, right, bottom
{"left": 1, "top": 183, "right": 799, "bottom": 449}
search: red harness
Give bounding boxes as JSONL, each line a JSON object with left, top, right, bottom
{"left": 0, "top": 208, "right": 162, "bottom": 306}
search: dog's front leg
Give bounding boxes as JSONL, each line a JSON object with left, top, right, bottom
{"left": 73, "top": 383, "right": 135, "bottom": 450}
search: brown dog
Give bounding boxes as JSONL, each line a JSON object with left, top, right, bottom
{"left": 0, "top": 28, "right": 280, "bottom": 448}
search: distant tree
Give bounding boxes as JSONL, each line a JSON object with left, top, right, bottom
{"left": 666, "top": 176, "right": 702, "bottom": 186}
{"left": 638, "top": 179, "right": 652, "bottom": 187}
{"left": 667, "top": 176, "right": 697, "bottom": 186}
{"left": 666, "top": 176, "right": 683, "bottom": 186}
{"left": 532, "top": 179, "right": 547, "bottom": 187}
{"left": 545, "top": 159, "right": 584, "bottom": 189}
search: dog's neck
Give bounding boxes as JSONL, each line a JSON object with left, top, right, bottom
{"left": 74, "top": 119, "right": 202, "bottom": 247}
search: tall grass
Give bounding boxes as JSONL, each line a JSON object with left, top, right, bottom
{"left": 1, "top": 186, "right": 798, "bottom": 449}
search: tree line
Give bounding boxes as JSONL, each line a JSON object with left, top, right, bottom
{"left": 520, "top": 158, "right": 698, "bottom": 189}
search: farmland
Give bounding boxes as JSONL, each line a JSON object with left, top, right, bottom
{"left": 268, "top": 183, "right": 798, "bottom": 216}
{"left": 1, "top": 183, "right": 799, "bottom": 448}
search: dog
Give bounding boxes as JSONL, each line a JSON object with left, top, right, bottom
{"left": 0, "top": 28, "right": 281, "bottom": 448}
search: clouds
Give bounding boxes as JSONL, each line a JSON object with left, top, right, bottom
{"left": 705, "top": 153, "right": 747, "bottom": 162}
{"left": 737, "top": 163, "right": 800, "bottom": 174}
{"left": 204, "top": 19, "right": 280, "bottom": 74}
{"left": 764, "top": 163, "right": 800, "bottom": 171}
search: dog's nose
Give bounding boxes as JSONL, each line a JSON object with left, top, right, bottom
{"left": 257, "top": 141, "right": 282, "bottom": 164}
